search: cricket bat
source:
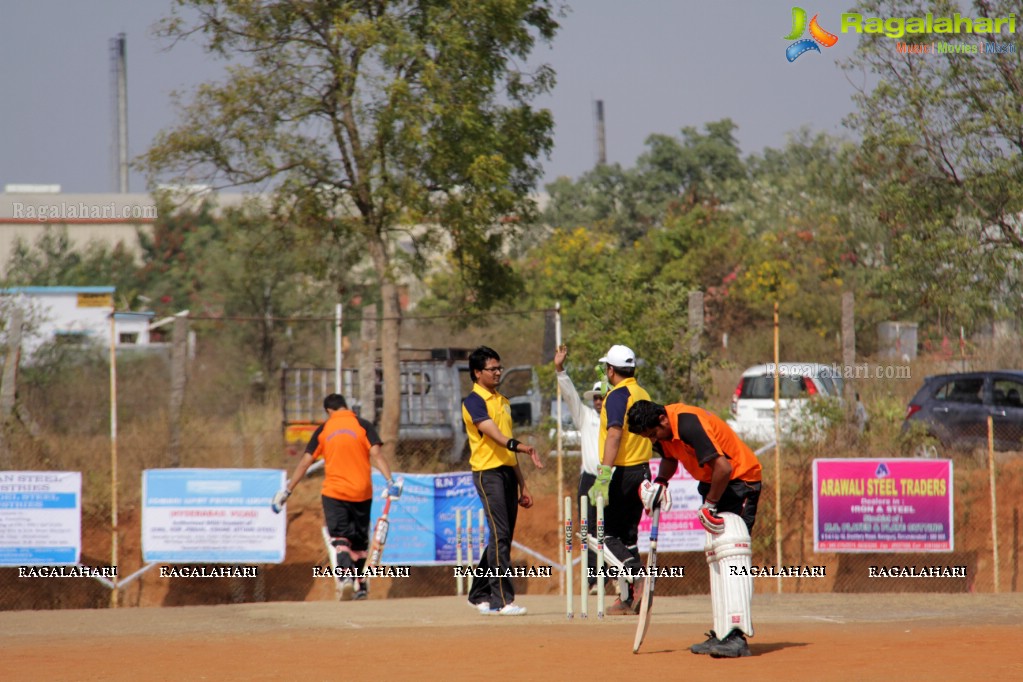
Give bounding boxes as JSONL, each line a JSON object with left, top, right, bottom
{"left": 632, "top": 505, "right": 660, "bottom": 654}
{"left": 367, "top": 495, "right": 393, "bottom": 569}
{"left": 367, "top": 478, "right": 403, "bottom": 569}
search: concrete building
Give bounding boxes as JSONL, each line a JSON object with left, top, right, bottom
{"left": 0, "top": 189, "right": 159, "bottom": 271}
{"left": 0, "top": 187, "right": 250, "bottom": 273}
{"left": 0, "top": 286, "right": 157, "bottom": 360}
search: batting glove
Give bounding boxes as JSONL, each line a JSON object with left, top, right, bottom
{"left": 271, "top": 488, "right": 291, "bottom": 514}
{"left": 698, "top": 502, "right": 725, "bottom": 534}
{"left": 639, "top": 479, "right": 672, "bottom": 513}
{"left": 385, "top": 477, "right": 404, "bottom": 499}
{"left": 587, "top": 465, "right": 612, "bottom": 505}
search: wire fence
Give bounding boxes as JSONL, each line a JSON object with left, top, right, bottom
{"left": 3, "top": 310, "right": 1023, "bottom": 609}
{"left": 2, "top": 428, "right": 1022, "bottom": 609}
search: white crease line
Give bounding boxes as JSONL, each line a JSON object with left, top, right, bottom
{"left": 805, "top": 615, "right": 846, "bottom": 623}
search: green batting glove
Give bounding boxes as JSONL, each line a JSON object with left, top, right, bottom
{"left": 588, "top": 465, "right": 612, "bottom": 505}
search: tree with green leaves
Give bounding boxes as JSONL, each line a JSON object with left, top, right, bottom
{"left": 635, "top": 118, "right": 746, "bottom": 207}
{"left": 842, "top": 0, "right": 1023, "bottom": 334}
{"left": 142, "top": 0, "right": 559, "bottom": 459}
{"left": 541, "top": 164, "right": 651, "bottom": 242}
{"left": 135, "top": 196, "right": 223, "bottom": 315}
{"left": 3, "top": 228, "right": 140, "bottom": 306}
{"left": 726, "top": 130, "right": 895, "bottom": 353}
{"left": 543, "top": 118, "right": 746, "bottom": 244}
{"left": 200, "top": 200, "right": 358, "bottom": 382}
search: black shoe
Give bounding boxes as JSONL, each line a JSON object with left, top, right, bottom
{"left": 689, "top": 631, "right": 719, "bottom": 655}
{"left": 707, "top": 630, "right": 751, "bottom": 658}
{"left": 353, "top": 590, "right": 368, "bottom": 601}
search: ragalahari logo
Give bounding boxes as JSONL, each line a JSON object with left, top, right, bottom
{"left": 784, "top": 7, "right": 839, "bottom": 62}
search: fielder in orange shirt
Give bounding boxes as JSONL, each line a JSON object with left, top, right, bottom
{"left": 272, "top": 393, "right": 401, "bottom": 601}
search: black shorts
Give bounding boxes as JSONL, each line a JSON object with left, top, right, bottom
{"left": 322, "top": 496, "right": 372, "bottom": 551}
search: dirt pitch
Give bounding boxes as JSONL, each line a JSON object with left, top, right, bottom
{"left": 3, "top": 592, "right": 1022, "bottom": 681}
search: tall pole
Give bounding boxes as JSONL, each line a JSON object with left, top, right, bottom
{"left": 988, "top": 416, "right": 1000, "bottom": 593}
{"left": 335, "top": 303, "right": 343, "bottom": 393}
{"left": 359, "top": 305, "right": 377, "bottom": 423}
{"left": 167, "top": 312, "right": 188, "bottom": 468}
{"left": 594, "top": 100, "right": 607, "bottom": 167}
{"left": 773, "top": 302, "right": 782, "bottom": 594}
{"left": 115, "top": 33, "right": 128, "bottom": 192}
{"left": 109, "top": 314, "right": 119, "bottom": 607}
{"left": 555, "top": 302, "right": 564, "bottom": 595}
{"left": 841, "top": 292, "right": 855, "bottom": 401}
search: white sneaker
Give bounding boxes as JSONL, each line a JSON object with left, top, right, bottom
{"left": 339, "top": 578, "right": 355, "bottom": 602}
{"left": 468, "top": 599, "right": 490, "bottom": 614}
{"left": 496, "top": 603, "right": 527, "bottom": 616}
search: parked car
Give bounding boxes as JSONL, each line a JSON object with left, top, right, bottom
{"left": 727, "top": 363, "right": 844, "bottom": 443}
{"left": 902, "top": 370, "right": 1023, "bottom": 456}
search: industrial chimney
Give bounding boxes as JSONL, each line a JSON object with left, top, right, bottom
{"left": 110, "top": 33, "right": 128, "bottom": 193}
{"left": 594, "top": 99, "right": 607, "bottom": 168}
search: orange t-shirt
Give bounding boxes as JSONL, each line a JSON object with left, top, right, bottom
{"left": 657, "top": 403, "right": 761, "bottom": 484}
{"left": 307, "top": 409, "right": 382, "bottom": 502}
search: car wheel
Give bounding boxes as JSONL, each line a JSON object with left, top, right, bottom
{"left": 912, "top": 442, "right": 940, "bottom": 459}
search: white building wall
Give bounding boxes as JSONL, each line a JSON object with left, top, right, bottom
{"left": 113, "top": 312, "right": 153, "bottom": 345}
{"left": 1, "top": 287, "right": 155, "bottom": 360}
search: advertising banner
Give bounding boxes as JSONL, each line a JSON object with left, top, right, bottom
{"left": 142, "top": 469, "right": 286, "bottom": 563}
{"left": 369, "top": 471, "right": 487, "bottom": 565}
{"left": 0, "top": 471, "right": 81, "bottom": 565}
{"left": 637, "top": 458, "right": 706, "bottom": 553}
{"left": 813, "top": 458, "right": 954, "bottom": 552}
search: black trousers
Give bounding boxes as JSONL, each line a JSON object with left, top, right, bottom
{"left": 698, "top": 479, "right": 762, "bottom": 534}
{"left": 603, "top": 462, "right": 650, "bottom": 575}
{"left": 468, "top": 466, "right": 519, "bottom": 608}
{"left": 578, "top": 471, "right": 598, "bottom": 586}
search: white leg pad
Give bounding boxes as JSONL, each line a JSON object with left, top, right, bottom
{"left": 705, "top": 512, "right": 753, "bottom": 639}
{"left": 704, "top": 529, "right": 719, "bottom": 628}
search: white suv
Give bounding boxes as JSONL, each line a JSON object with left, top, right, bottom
{"left": 727, "top": 363, "right": 844, "bottom": 443}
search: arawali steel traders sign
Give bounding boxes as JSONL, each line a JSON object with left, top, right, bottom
{"left": 813, "top": 459, "right": 953, "bottom": 552}
{"left": 0, "top": 471, "right": 81, "bottom": 565}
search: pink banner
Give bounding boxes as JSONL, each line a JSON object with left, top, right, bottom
{"left": 637, "top": 459, "right": 705, "bottom": 553}
{"left": 813, "top": 459, "right": 953, "bottom": 552}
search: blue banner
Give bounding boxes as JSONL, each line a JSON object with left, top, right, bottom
{"left": 370, "top": 471, "right": 488, "bottom": 565}
{"left": 0, "top": 492, "right": 78, "bottom": 509}
{"left": 0, "top": 471, "right": 81, "bottom": 566}
{"left": 142, "top": 469, "right": 286, "bottom": 564}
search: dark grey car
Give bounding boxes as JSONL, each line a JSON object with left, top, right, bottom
{"left": 902, "top": 370, "right": 1023, "bottom": 456}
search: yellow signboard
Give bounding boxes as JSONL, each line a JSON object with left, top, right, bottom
{"left": 284, "top": 423, "right": 320, "bottom": 457}
{"left": 77, "top": 293, "right": 113, "bottom": 308}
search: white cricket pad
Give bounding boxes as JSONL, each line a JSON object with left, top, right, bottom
{"left": 704, "top": 512, "right": 753, "bottom": 639}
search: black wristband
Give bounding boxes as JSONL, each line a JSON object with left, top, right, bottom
{"left": 506, "top": 438, "right": 521, "bottom": 452}
{"left": 654, "top": 476, "right": 669, "bottom": 486}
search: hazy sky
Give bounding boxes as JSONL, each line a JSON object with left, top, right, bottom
{"left": 0, "top": 1, "right": 868, "bottom": 193}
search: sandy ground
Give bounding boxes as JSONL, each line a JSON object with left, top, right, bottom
{"left": 3, "top": 592, "right": 1022, "bottom": 681}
